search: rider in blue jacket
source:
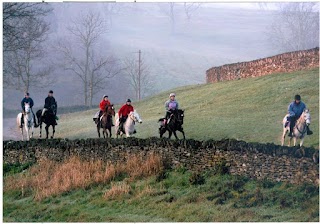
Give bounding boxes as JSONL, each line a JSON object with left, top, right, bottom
{"left": 287, "top": 94, "right": 313, "bottom": 137}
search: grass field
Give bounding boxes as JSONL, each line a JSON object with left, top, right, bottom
{"left": 53, "top": 68, "right": 319, "bottom": 148}
{"left": 3, "top": 156, "right": 319, "bottom": 222}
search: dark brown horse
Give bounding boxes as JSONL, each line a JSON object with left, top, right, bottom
{"left": 97, "top": 104, "right": 115, "bottom": 138}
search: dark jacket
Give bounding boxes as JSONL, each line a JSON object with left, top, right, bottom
{"left": 21, "top": 97, "right": 34, "bottom": 110}
{"left": 44, "top": 96, "right": 57, "bottom": 114}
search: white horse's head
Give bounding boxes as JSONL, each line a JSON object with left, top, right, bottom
{"left": 24, "top": 102, "right": 31, "bottom": 114}
{"left": 129, "top": 110, "right": 142, "bottom": 124}
{"left": 302, "top": 108, "right": 311, "bottom": 126}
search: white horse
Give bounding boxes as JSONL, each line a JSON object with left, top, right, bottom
{"left": 16, "top": 102, "right": 34, "bottom": 141}
{"left": 281, "top": 108, "right": 311, "bottom": 147}
{"left": 115, "top": 110, "right": 142, "bottom": 138}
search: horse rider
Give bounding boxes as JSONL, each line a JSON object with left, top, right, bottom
{"left": 117, "top": 99, "right": 135, "bottom": 134}
{"left": 164, "top": 93, "right": 179, "bottom": 125}
{"left": 94, "top": 95, "right": 114, "bottom": 126}
{"left": 41, "top": 90, "right": 58, "bottom": 125}
{"left": 20, "top": 92, "right": 37, "bottom": 128}
{"left": 287, "top": 94, "right": 313, "bottom": 137}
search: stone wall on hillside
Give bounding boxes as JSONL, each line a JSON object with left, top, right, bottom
{"left": 206, "top": 47, "right": 319, "bottom": 83}
{"left": 3, "top": 138, "right": 319, "bottom": 185}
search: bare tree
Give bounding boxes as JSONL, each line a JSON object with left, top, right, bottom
{"left": 158, "top": 3, "right": 176, "bottom": 34}
{"left": 184, "top": 3, "right": 201, "bottom": 21}
{"left": 3, "top": 16, "right": 53, "bottom": 93}
{"left": 56, "top": 11, "right": 122, "bottom": 107}
{"left": 3, "top": 2, "right": 52, "bottom": 52}
{"left": 123, "top": 51, "right": 154, "bottom": 101}
{"left": 103, "top": 3, "right": 121, "bottom": 29}
{"left": 268, "top": 2, "right": 319, "bottom": 51}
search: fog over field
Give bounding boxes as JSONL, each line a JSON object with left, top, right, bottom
{"left": 3, "top": 2, "right": 319, "bottom": 110}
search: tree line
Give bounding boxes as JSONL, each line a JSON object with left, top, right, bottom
{"left": 3, "top": 2, "right": 319, "bottom": 107}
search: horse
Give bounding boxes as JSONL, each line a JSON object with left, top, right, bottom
{"left": 97, "top": 104, "right": 115, "bottom": 138}
{"left": 158, "top": 109, "right": 185, "bottom": 140}
{"left": 16, "top": 102, "right": 35, "bottom": 141}
{"left": 115, "top": 110, "right": 142, "bottom": 138}
{"left": 36, "top": 104, "right": 57, "bottom": 139}
{"left": 281, "top": 108, "right": 311, "bottom": 147}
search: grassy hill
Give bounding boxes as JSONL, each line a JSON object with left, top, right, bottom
{"left": 53, "top": 68, "right": 319, "bottom": 148}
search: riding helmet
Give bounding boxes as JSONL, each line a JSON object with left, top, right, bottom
{"left": 49, "top": 90, "right": 53, "bottom": 94}
{"left": 127, "top": 99, "right": 131, "bottom": 103}
{"left": 169, "top": 93, "right": 175, "bottom": 97}
{"left": 103, "top": 95, "right": 108, "bottom": 98}
{"left": 294, "top": 94, "right": 301, "bottom": 101}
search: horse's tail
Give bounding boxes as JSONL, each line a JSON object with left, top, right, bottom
{"left": 17, "top": 113, "right": 22, "bottom": 129}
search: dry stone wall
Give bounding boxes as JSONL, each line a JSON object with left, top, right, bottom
{"left": 3, "top": 138, "right": 319, "bottom": 185}
{"left": 206, "top": 48, "right": 319, "bottom": 83}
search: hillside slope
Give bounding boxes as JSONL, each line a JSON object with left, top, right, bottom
{"left": 39, "top": 68, "right": 319, "bottom": 148}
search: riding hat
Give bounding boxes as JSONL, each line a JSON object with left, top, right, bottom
{"left": 127, "top": 99, "right": 131, "bottom": 103}
{"left": 169, "top": 93, "right": 175, "bottom": 97}
{"left": 103, "top": 95, "right": 108, "bottom": 98}
{"left": 294, "top": 95, "right": 301, "bottom": 101}
{"left": 49, "top": 90, "right": 53, "bottom": 94}
{"left": 25, "top": 92, "right": 30, "bottom": 96}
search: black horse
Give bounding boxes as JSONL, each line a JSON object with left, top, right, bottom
{"left": 158, "top": 109, "right": 185, "bottom": 139}
{"left": 36, "top": 104, "right": 57, "bottom": 139}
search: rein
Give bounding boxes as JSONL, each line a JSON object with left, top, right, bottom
{"left": 294, "top": 115, "right": 307, "bottom": 135}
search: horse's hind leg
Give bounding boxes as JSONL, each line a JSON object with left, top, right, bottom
{"left": 172, "top": 131, "right": 179, "bottom": 140}
{"left": 281, "top": 129, "right": 287, "bottom": 146}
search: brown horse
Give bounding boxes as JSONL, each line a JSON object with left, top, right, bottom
{"left": 97, "top": 104, "right": 115, "bottom": 138}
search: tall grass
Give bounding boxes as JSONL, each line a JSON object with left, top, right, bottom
{"left": 4, "top": 153, "right": 163, "bottom": 200}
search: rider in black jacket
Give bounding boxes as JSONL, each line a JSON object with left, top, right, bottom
{"left": 41, "top": 90, "right": 58, "bottom": 125}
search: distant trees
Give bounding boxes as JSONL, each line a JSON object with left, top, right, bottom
{"left": 267, "top": 2, "right": 319, "bottom": 51}
{"left": 158, "top": 3, "right": 201, "bottom": 34}
{"left": 56, "top": 11, "right": 122, "bottom": 107}
{"left": 3, "top": 3, "right": 54, "bottom": 93}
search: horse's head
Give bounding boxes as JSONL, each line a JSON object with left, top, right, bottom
{"left": 129, "top": 110, "right": 142, "bottom": 123}
{"left": 177, "top": 109, "right": 184, "bottom": 124}
{"left": 24, "top": 102, "right": 31, "bottom": 114}
{"left": 105, "top": 104, "right": 115, "bottom": 116}
{"left": 302, "top": 108, "right": 311, "bottom": 126}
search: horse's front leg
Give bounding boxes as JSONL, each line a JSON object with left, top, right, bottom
{"left": 25, "top": 125, "right": 30, "bottom": 141}
{"left": 168, "top": 130, "right": 172, "bottom": 139}
{"left": 39, "top": 123, "right": 42, "bottom": 138}
{"left": 108, "top": 127, "right": 112, "bottom": 138}
{"left": 97, "top": 126, "right": 101, "bottom": 138}
{"left": 293, "top": 137, "right": 297, "bottom": 147}
{"left": 51, "top": 125, "right": 55, "bottom": 139}
{"left": 281, "top": 129, "right": 287, "bottom": 146}
{"left": 30, "top": 125, "right": 34, "bottom": 139}
{"left": 179, "top": 129, "right": 185, "bottom": 140}
{"left": 45, "top": 125, "right": 49, "bottom": 139}
{"left": 103, "top": 128, "right": 106, "bottom": 138}
{"left": 299, "top": 137, "right": 304, "bottom": 147}
{"left": 173, "top": 131, "right": 179, "bottom": 140}
{"left": 20, "top": 127, "right": 24, "bottom": 141}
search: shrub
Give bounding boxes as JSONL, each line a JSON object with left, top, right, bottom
{"left": 104, "top": 182, "right": 131, "bottom": 200}
{"left": 189, "top": 172, "right": 205, "bottom": 185}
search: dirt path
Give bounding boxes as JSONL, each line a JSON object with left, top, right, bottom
{"left": 3, "top": 117, "right": 22, "bottom": 140}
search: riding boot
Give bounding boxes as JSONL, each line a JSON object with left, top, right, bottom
{"left": 133, "top": 129, "right": 137, "bottom": 134}
{"left": 288, "top": 117, "right": 294, "bottom": 137}
{"left": 117, "top": 122, "right": 123, "bottom": 135}
{"left": 306, "top": 126, "right": 313, "bottom": 135}
{"left": 33, "top": 114, "right": 38, "bottom": 127}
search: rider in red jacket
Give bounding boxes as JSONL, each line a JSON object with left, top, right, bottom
{"left": 117, "top": 99, "right": 134, "bottom": 134}
{"left": 94, "top": 95, "right": 112, "bottom": 125}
